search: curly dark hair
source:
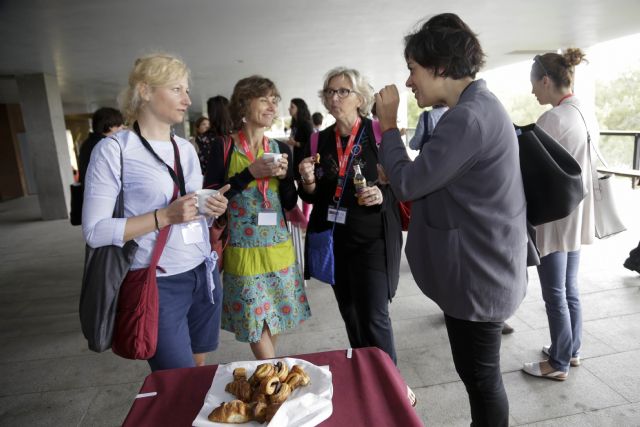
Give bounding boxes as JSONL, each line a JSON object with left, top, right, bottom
{"left": 229, "top": 76, "right": 281, "bottom": 130}
{"left": 404, "top": 13, "right": 485, "bottom": 79}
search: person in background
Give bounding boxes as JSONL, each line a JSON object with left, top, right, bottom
{"left": 197, "top": 95, "right": 233, "bottom": 175}
{"left": 190, "top": 116, "right": 210, "bottom": 156}
{"left": 204, "top": 75, "right": 311, "bottom": 360}
{"left": 311, "top": 111, "right": 324, "bottom": 132}
{"left": 408, "top": 104, "right": 448, "bottom": 152}
{"left": 375, "top": 13, "right": 528, "bottom": 425}
{"left": 623, "top": 241, "right": 640, "bottom": 274}
{"left": 83, "top": 53, "right": 229, "bottom": 371}
{"left": 522, "top": 48, "right": 595, "bottom": 381}
{"left": 78, "top": 107, "right": 124, "bottom": 185}
{"left": 287, "top": 98, "right": 314, "bottom": 177}
{"left": 298, "top": 67, "right": 404, "bottom": 386}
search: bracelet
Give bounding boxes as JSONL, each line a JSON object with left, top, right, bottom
{"left": 153, "top": 209, "right": 160, "bottom": 231}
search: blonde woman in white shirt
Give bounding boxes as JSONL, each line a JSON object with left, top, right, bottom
{"left": 83, "top": 54, "right": 229, "bottom": 371}
{"left": 523, "top": 48, "right": 596, "bottom": 381}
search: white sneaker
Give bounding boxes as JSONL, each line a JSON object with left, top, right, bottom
{"left": 542, "top": 345, "right": 581, "bottom": 367}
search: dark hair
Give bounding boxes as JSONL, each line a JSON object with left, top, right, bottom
{"left": 92, "top": 107, "right": 124, "bottom": 134}
{"left": 404, "top": 13, "right": 485, "bottom": 79}
{"left": 206, "top": 95, "right": 232, "bottom": 136}
{"left": 531, "top": 48, "right": 587, "bottom": 89}
{"left": 229, "top": 76, "right": 281, "bottom": 130}
{"left": 311, "top": 112, "right": 323, "bottom": 126}
{"left": 194, "top": 116, "right": 209, "bottom": 135}
{"left": 290, "top": 98, "right": 312, "bottom": 129}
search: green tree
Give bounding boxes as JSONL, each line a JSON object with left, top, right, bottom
{"left": 596, "top": 69, "right": 640, "bottom": 130}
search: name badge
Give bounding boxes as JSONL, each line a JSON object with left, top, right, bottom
{"left": 181, "top": 221, "right": 204, "bottom": 245}
{"left": 258, "top": 210, "right": 278, "bottom": 226}
{"left": 327, "top": 206, "right": 347, "bottom": 224}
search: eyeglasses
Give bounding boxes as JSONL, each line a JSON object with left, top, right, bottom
{"left": 533, "top": 55, "right": 549, "bottom": 76}
{"left": 323, "top": 88, "right": 355, "bottom": 99}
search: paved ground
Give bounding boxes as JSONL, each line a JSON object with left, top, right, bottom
{"left": 1, "top": 177, "right": 639, "bottom": 426}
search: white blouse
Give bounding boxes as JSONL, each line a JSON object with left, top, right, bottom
{"left": 535, "top": 96, "right": 596, "bottom": 257}
{"left": 82, "top": 129, "right": 215, "bottom": 277}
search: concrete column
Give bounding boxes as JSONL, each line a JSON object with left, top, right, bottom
{"left": 16, "top": 73, "right": 73, "bottom": 220}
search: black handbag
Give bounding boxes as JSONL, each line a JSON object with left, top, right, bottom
{"left": 79, "top": 139, "right": 138, "bottom": 352}
{"left": 516, "top": 124, "right": 586, "bottom": 226}
{"left": 69, "top": 182, "right": 83, "bottom": 226}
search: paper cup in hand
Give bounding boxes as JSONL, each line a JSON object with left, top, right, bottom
{"left": 195, "top": 189, "right": 219, "bottom": 215}
{"left": 262, "top": 152, "right": 282, "bottom": 163}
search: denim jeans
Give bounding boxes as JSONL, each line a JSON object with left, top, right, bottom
{"left": 444, "top": 315, "right": 508, "bottom": 427}
{"left": 537, "top": 250, "right": 582, "bottom": 372}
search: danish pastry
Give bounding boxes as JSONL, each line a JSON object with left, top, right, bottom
{"left": 274, "top": 361, "right": 289, "bottom": 382}
{"left": 249, "top": 363, "right": 275, "bottom": 386}
{"left": 269, "top": 382, "right": 292, "bottom": 404}
{"left": 208, "top": 400, "right": 251, "bottom": 423}
{"left": 291, "top": 365, "right": 311, "bottom": 386}
{"left": 252, "top": 401, "right": 268, "bottom": 423}
{"left": 285, "top": 372, "right": 304, "bottom": 390}
{"left": 260, "top": 375, "right": 280, "bottom": 395}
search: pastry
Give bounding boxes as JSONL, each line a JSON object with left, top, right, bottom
{"left": 269, "top": 382, "right": 292, "bottom": 404}
{"left": 232, "top": 367, "right": 247, "bottom": 380}
{"left": 284, "top": 372, "right": 304, "bottom": 390}
{"left": 259, "top": 375, "right": 280, "bottom": 395}
{"left": 265, "top": 403, "right": 282, "bottom": 422}
{"left": 274, "top": 361, "right": 289, "bottom": 382}
{"left": 291, "top": 365, "right": 311, "bottom": 386}
{"left": 252, "top": 401, "right": 268, "bottom": 423}
{"left": 208, "top": 400, "right": 251, "bottom": 423}
{"left": 249, "top": 363, "right": 275, "bottom": 387}
{"left": 225, "top": 379, "right": 252, "bottom": 402}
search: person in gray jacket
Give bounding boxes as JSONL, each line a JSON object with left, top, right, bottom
{"left": 375, "top": 13, "right": 528, "bottom": 427}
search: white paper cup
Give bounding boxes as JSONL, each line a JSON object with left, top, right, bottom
{"left": 195, "top": 189, "right": 219, "bottom": 215}
{"left": 262, "top": 152, "right": 282, "bottom": 163}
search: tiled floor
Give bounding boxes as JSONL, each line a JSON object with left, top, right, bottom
{"left": 1, "top": 177, "right": 639, "bottom": 426}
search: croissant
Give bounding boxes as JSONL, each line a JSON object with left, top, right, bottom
{"left": 232, "top": 367, "right": 247, "bottom": 380}
{"left": 260, "top": 375, "right": 280, "bottom": 395}
{"left": 225, "top": 379, "right": 252, "bottom": 402}
{"left": 274, "top": 361, "right": 289, "bottom": 382}
{"left": 208, "top": 400, "right": 251, "bottom": 423}
{"left": 269, "top": 382, "right": 292, "bottom": 404}
{"left": 265, "top": 403, "right": 282, "bottom": 422}
{"left": 291, "top": 365, "right": 311, "bottom": 386}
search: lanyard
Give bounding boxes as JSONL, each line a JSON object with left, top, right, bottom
{"left": 238, "top": 130, "right": 272, "bottom": 208}
{"left": 334, "top": 117, "right": 362, "bottom": 201}
{"left": 557, "top": 93, "right": 573, "bottom": 106}
{"left": 133, "top": 121, "right": 186, "bottom": 196}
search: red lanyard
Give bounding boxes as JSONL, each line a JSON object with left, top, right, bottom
{"left": 333, "top": 117, "right": 362, "bottom": 200}
{"left": 557, "top": 93, "right": 573, "bottom": 106}
{"left": 238, "top": 130, "right": 271, "bottom": 208}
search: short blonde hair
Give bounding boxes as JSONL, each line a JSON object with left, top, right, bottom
{"left": 319, "top": 67, "right": 374, "bottom": 117}
{"left": 119, "top": 53, "right": 190, "bottom": 124}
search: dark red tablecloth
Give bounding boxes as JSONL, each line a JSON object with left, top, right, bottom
{"left": 123, "top": 347, "right": 423, "bottom": 427}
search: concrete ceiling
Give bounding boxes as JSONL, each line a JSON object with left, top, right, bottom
{"left": 1, "top": 0, "right": 639, "bottom": 119}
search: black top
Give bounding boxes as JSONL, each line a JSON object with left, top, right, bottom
{"left": 291, "top": 119, "right": 313, "bottom": 180}
{"left": 78, "top": 132, "right": 105, "bottom": 184}
{"left": 298, "top": 118, "right": 403, "bottom": 299}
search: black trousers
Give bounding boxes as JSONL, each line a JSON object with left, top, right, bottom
{"left": 332, "top": 236, "right": 397, "bottom": 364}
{"left": 444, "top": 314, "right": 508, "bottom": 427}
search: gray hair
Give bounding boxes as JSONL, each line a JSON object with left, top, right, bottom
{"left": 319, "top": 67, "right": 375, "bottom": 117}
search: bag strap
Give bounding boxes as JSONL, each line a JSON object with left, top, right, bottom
{"left": 566, "top": 103, "right": 605, "bottom": 198}
{"left": 107, "top": 136, "right": 126, "bottom": 219}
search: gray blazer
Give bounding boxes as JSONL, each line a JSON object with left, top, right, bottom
{"left": 379, "top": 80, "right": 528, "bottom": 322}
